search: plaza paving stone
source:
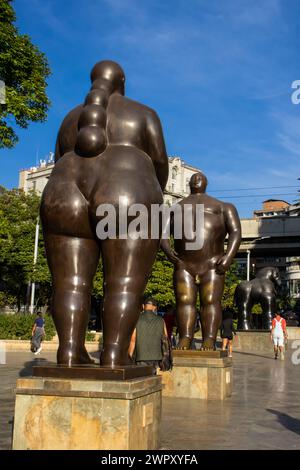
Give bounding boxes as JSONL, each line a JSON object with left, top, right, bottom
{"left": 0, "top": 347, "right": 300, "bottom": 450}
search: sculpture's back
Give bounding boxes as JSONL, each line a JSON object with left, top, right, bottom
{"left": 40, "top": 60, "right": 169, "bottom": 367}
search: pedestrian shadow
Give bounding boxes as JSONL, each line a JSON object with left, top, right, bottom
{"left": 18, "top": 358, "right": 51, "bottom": 377}
{"left": 233, "top": 351, "right": 275, "bottom": 360}
{"left": 267, "top": 409, "right": 300, "bottom": 435}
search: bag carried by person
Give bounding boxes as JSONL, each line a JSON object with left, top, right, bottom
{"left": 159, "top": 334, "right": 173, "bottom": 371}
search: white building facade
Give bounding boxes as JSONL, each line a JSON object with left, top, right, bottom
{"left": 19, "top": 154, "right": 201, "bottom": 204}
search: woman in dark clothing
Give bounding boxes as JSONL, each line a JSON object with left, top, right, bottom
{"left": 221, "top": 310, "right": 235, "bottom": 357}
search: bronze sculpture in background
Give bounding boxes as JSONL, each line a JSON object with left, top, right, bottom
{"left": 161, "top": 172, "right": 241, "bottom": 350}
{"left": 40, "top": 60, "right": 169, "bottom": 367}
{"left": 235, "top": 266, "right": 281, "bottom": 330}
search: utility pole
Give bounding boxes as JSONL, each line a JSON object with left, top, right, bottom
{"left": 29, "top": 217, "right": 39, "bottom": 314}
{"left": 246, "top": 236, "right": 271, "bottom": 281}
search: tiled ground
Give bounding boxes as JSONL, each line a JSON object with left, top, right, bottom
{"left": 1, "top": 347, "right": 300, "bottom": 450}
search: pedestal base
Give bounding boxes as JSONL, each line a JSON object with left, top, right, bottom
{"left": 33, "top": 364, "right": 153, "bottom": 380}
{"left": 12, "top": 375, "right": 162, "bottom": 450}
{"left": 160, "top": 350, "right": 232, "bottom": 400}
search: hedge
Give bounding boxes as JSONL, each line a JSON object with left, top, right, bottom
{"left": 0, "top": 314, "right": 96, "bottom": 341}
{"left": 0, "top": 314, "right": 56, "bottom": 340}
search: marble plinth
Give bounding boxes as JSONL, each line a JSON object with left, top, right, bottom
{"left": 12, "top": 375, "right": 162, "bottom": 450}
{"left": 160, "top": 350, "right": 232, "bottom": 400}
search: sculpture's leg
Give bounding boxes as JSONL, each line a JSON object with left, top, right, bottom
{"left": 199, "top": 270, "right": 225, "bottom": 350}
{"left": 100, "top": 238, "right": 159, "bottom": 366}
{"left": 44, "top": 233, "right": 100, "bottom": 365}
{"left": 174, "top": 268, "right": 197, "bottom": 350}
{"left": 261, "top": 296, "right": 276, "bottom": 330}
{"left": 236, "top": 289, "right": 253, "bottom": 330}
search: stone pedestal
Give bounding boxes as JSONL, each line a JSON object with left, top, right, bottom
{"left": 12, "top": 374, "right": 162, "bottom": 450}
{"left": 160, "top": 350, "right": 232, "bottom": 400}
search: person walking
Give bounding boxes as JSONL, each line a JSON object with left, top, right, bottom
{"left": 129, "top": 298, "right": 168, "bottom": 374}
{"left": 31, "top": 312, "right": 45, "bottom": 355}
{"left": 221, "top": 309, "right": 235, "bottom": 358}
{"left": 271, "top": 312, "right": 288, "bottom": 360}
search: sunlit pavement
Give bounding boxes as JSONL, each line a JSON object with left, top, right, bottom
{"left": 1, "top": 348, "right": 300, "bottom": 450}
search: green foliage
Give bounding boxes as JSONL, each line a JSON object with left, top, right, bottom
{"left": 0, "top": 314, "right": 97, "bottom": 341}
{"left": 145, "top": 249, "right": 175, "bottom": 305}
{"left": 85, "top": 331, "right": 96, "bottom": 341}
{"left": 251, "top": 304, "right": 263, "bottom": 314}
{"left": 0, "top": 0, "right": 51, "bottom": 148}
{"left": 222, "top": 260, "right": 241, "bottom": 310}
{"left": 92, "top": 261, "right": 104, "bottom": 298}
{"left": 0, "top": 313, "right": 56, "bottom": 340}
{"left": 0, "top": 291, "right": 16, "bottom": 308}
{"left": 277, "top": 287, "right": 294, "bottom": 311}
{"left": 0, "top": 188, "right": 51, "bottom": 310}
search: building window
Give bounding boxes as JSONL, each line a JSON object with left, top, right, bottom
{"left": 172, "top": 183, "right": 175, "bottom": 193}
{"left": 32, "top": 180, "right": 37, "bottom": 192}
{"left": 172, "top": 167, "right": 177, "bottom": 180}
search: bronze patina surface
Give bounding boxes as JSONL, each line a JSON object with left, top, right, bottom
{"left": 40, "top": 60, "right": 168, "bottom": 367}
{"left": 161, "top": 172, "right": 241, "bottom": 351}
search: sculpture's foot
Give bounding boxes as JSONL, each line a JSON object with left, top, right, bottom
{"left": 201, "top": 337, "right": 215, "bottom": 351}
{"left": 79, "top": 347, "right": 95, "bottom": 364}
{"left": 100, "top": 344, "right": 134, "bottom": 367}
{"left": 176, "top": 336, "right": 192, "bottom": 350}
{"left": 57, "top": 346, "right": 95, "bottom": 366}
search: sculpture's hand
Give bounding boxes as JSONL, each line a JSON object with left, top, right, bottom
{"left": 170, "top": 250, "right": 183, "bottom": 267}
{"left": 216, "top": 256, "right": 231, "bottom": 275}
{"left": 161, "top": 239, "right": 182, "bottom": 266}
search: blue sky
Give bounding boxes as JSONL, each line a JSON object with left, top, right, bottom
{"left": 1, "top": 0, "right": 300, "bottom": 217}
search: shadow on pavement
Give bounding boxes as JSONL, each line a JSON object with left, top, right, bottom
{"left": 234, "top": 351, "right": 275, "bottom": 360}
{"left": 267, "top": 409, "right": 300, "bottom": 435}
{"left": 19, "top": 358, "right": 51, "bottom": 377}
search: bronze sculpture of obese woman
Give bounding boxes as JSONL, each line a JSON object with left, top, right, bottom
{"left": 41, "top": 61, "right": 169, "bottom": 367}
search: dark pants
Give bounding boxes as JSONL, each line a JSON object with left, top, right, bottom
{"left": 31, "top": 327, "right": 44, "bottom": 352}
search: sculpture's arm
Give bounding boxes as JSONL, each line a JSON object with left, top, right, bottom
{"left": 146, "top": 110, "right": 169, "bottom": 191}
{"left": 54, "top": 104, "right": 83, "bottom": 162}
{"left": 160, "top": 238, "right": 181, "bottom": 265}
{"left": 160, "top": 212, "right": 182, "bottom": 265}
{"left": 216, "top": 203, "right": 241, "bottom": 274}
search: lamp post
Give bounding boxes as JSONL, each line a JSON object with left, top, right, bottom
{"left": 246, "top": 249, "right": 251, "bottom": 281}
{"left": 246, "top": 236, "right": 271, "bottom": 281}
{"left": 29, "top": 217, "right": 40, "bottom": 314}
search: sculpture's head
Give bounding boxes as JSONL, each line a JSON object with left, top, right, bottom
{"left": 190, "top": 172, "right": 208, "bottom": 194}
{"left": 90, "top": 60, "right": 125, "bottom": 95}
{"left": 256, "top": 266, "right": 281, "bottom": 287}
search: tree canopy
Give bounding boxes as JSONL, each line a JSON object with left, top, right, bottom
{"left": 0, "top": 188, "right": 50, "bottom": 310}
{"left": 0, "top": 0, "right": 51, "bottom": 148}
